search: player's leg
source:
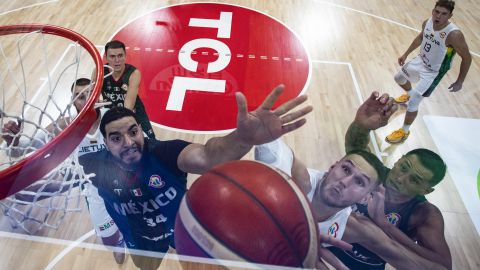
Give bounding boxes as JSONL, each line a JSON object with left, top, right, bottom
{"left": 386, "top": 83, "right": 426, "bottom": 144}
{"left": 84, "top": 184, "right": 126, "bottom": 264}
{"left": 129, "top": 240, "right": 167, "bottom": 270}
{"left": 393, "top": 57, "right": 422, "bottom": 104}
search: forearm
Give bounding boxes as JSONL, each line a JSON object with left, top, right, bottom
{"left": 456, "top": 54, "right": 472, "bottom": 83}
{"left": 199, "top": 130, "right": 252, "bottom": 172}
{"left": 403, "top": 35, "right": 422, "bottom": 56}
{"left": 124, "top": 92, "right": 136, "bottom": 110}
{"left": 345, "top": 121, "right": 371, "bottom": 153}
{"left": 377, "top": 222, "right": 451, "bottom": 269}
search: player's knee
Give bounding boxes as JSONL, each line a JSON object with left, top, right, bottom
{"left": 394, "top": 72, "right": 407, "bottom": 85}
{"left": 406, "top": 91, "right": 423, "bottom": 112}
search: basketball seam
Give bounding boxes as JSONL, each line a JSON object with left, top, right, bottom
{"left": 208, "top": 165, "right": 304, "bottom": 266}
{"left": 184, "top": 189, "right": 250, "bottom": 262}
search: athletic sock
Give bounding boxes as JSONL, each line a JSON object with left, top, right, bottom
{"left": 402, "top": 124, "right": 411, "bottom": 133}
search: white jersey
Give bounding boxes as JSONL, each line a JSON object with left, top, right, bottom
{"left": 306, "top": 169, "right": 352, "bottom": 244}
{"left": 79, "top": 109, "right": 120, "bottom": 238}
{"left": 77, "top": 126, "right": 107, "bottom": 157}
{"left": 420, "top": 18, "right": 459, "bottom": 71}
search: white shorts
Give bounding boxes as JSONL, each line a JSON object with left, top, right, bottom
{"left": 397, "top": 56, "right": 441, "bottom": 96}
{"left": 84, "top": 183, "right": 119, "bottom": 238}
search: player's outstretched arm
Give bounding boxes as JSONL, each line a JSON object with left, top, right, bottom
{"left": 343, "top": 214, "right": 447, "bottom": 270}
{"left": 345, "top": 91, "right": 397, "bottom": 153}
{"left": 178, "top": 85, "right": 313, "bottom": 174}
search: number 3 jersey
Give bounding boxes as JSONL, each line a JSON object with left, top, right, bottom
{"left": 80, "top": 138, "right": 190, "bottom": 251}
{"left": 420, "top": 17, "right": 459, "bottom": 72}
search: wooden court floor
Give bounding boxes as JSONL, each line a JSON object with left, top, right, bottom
{"left": 0, "top": 0, "right": 479, "bottom": 269}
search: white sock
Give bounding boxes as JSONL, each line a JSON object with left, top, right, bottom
{"left": 402, "top": 124, "right": 411, "bottom": 132}
{"left": 254, "top": 139, "right": 293, "bottom": 177}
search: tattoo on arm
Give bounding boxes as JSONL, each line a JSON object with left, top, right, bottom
{"left": 345, "top": 122, "right": 371, "bottom": 153}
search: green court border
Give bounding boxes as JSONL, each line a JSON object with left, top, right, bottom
{"left": 477, "top": 168, "right": 480, "bottom": 199}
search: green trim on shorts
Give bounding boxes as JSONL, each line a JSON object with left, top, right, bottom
{"left": 423, "top": 47, "right": 456, "bottom": 97}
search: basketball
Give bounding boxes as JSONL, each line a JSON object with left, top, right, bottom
{"left": 174, "top": 160, "right": 318, "bottom": 268}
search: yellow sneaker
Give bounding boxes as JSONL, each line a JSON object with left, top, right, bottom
{"left": 386, "top": 128, "right": 410, "bottom": 144}
{"left": 394, "top": 94, "right": 409, "bottom": 104}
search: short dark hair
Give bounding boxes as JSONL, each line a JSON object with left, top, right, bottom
{"left": 100, "top": 107, "right": 139, "bottom": 137}
{"left": 105, "top": 40, "right": 126, "bottom": 53}
{"left": 345, "top": 150, "right": 388, "bottom": 184}
{"left": 71, "top": 78, "right": 91, "bottom": 91}
{"left": 405, "top": 148, "right": 447, "bottom": 187}
{"left": 435, "top": 0, "right": 455, "bottom": 13}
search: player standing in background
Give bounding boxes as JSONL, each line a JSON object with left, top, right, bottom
{"left": 386, "top": 0, "right": 471, "bottom": 144}
{"left": 100, "top": 40, "right": 156, "bottom": 139}
{"left": 2, "top": 78, "right": 127, "bottom": 264}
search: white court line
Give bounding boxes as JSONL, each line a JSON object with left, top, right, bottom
{"left": 44, "top": 229, "right": 95, "bottom": 270}
{"left": 0, "top": 231, "right": 302, "bottom": 270}
{"left": 311, "top": 60, "right": 383, "bottom": 159}
{"left": 0, "top": 0, "right": 59, "bottom": 17}
{"left": 313, "top": 0, "right": 480, "bottom": 58}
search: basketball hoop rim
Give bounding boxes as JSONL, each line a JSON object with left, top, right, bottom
{"left": 0, "top": 24, "right": 103, "bottom": 199}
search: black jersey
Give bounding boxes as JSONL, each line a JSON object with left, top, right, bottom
{"left": 327, "top": 168, "right": 427, "bottom": 269}
{"left": 102, "top": 64, "right": 155, "bottom": 139}
{"left": 80, "top": 138, "right": 190, "bottom": 252}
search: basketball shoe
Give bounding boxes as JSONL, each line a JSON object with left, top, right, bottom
{"left": 394, "top": 94, "right": 409, "bottom": 104}
{"left": 386, "top": 128, "right": 410, "bottom": 144}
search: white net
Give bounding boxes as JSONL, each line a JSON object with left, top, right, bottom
{"left": 0, "top": 26, "right": 101, "bottom": 234}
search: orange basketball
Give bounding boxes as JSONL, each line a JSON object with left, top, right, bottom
{"left": 175, "top": 160, "right": 318, "bottom": 268}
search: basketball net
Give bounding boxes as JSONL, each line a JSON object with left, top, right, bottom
{"left": 0, "top": 25, "right": 104, "bottom": 234}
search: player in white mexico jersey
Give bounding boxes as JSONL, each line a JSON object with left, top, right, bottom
{"left": 386, "top": 0, "right": 471, "bottom": 144}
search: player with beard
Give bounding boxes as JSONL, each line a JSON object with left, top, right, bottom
{"left": 79, "top": 85, "right": 315, "bottom": 270}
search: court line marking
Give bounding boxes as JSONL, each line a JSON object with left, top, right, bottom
{"left": 4, "top": 2, "right": 460, "bottom": 265}
{"left": 0, "top": 231, "right": 304, "bottom": 270}
{"left": 313, "top": 0, "right": 480, "bottom": 58}
{"left": 311, "top": 60, "right": 383, "bottom": 159}
{"left": 44, "top": 229, "right": 95, "bottom": 270}
{"left": 0, "top": 0, "right": 59, "bottom": 17}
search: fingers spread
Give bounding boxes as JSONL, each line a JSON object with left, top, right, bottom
{"left": 281, "top": 118, "right": 307, "bottom": 134}
{"left": 235, "top": 92, "right": 248, "bottom": 120}
{"left": 260, "top": 84, "right": 285, "bottom": 110}
{"left": 280, "top": 105, "right": 313, "bottom": 124}
{"left": 273, "top": 95, "right": 308, "bottom": 116}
